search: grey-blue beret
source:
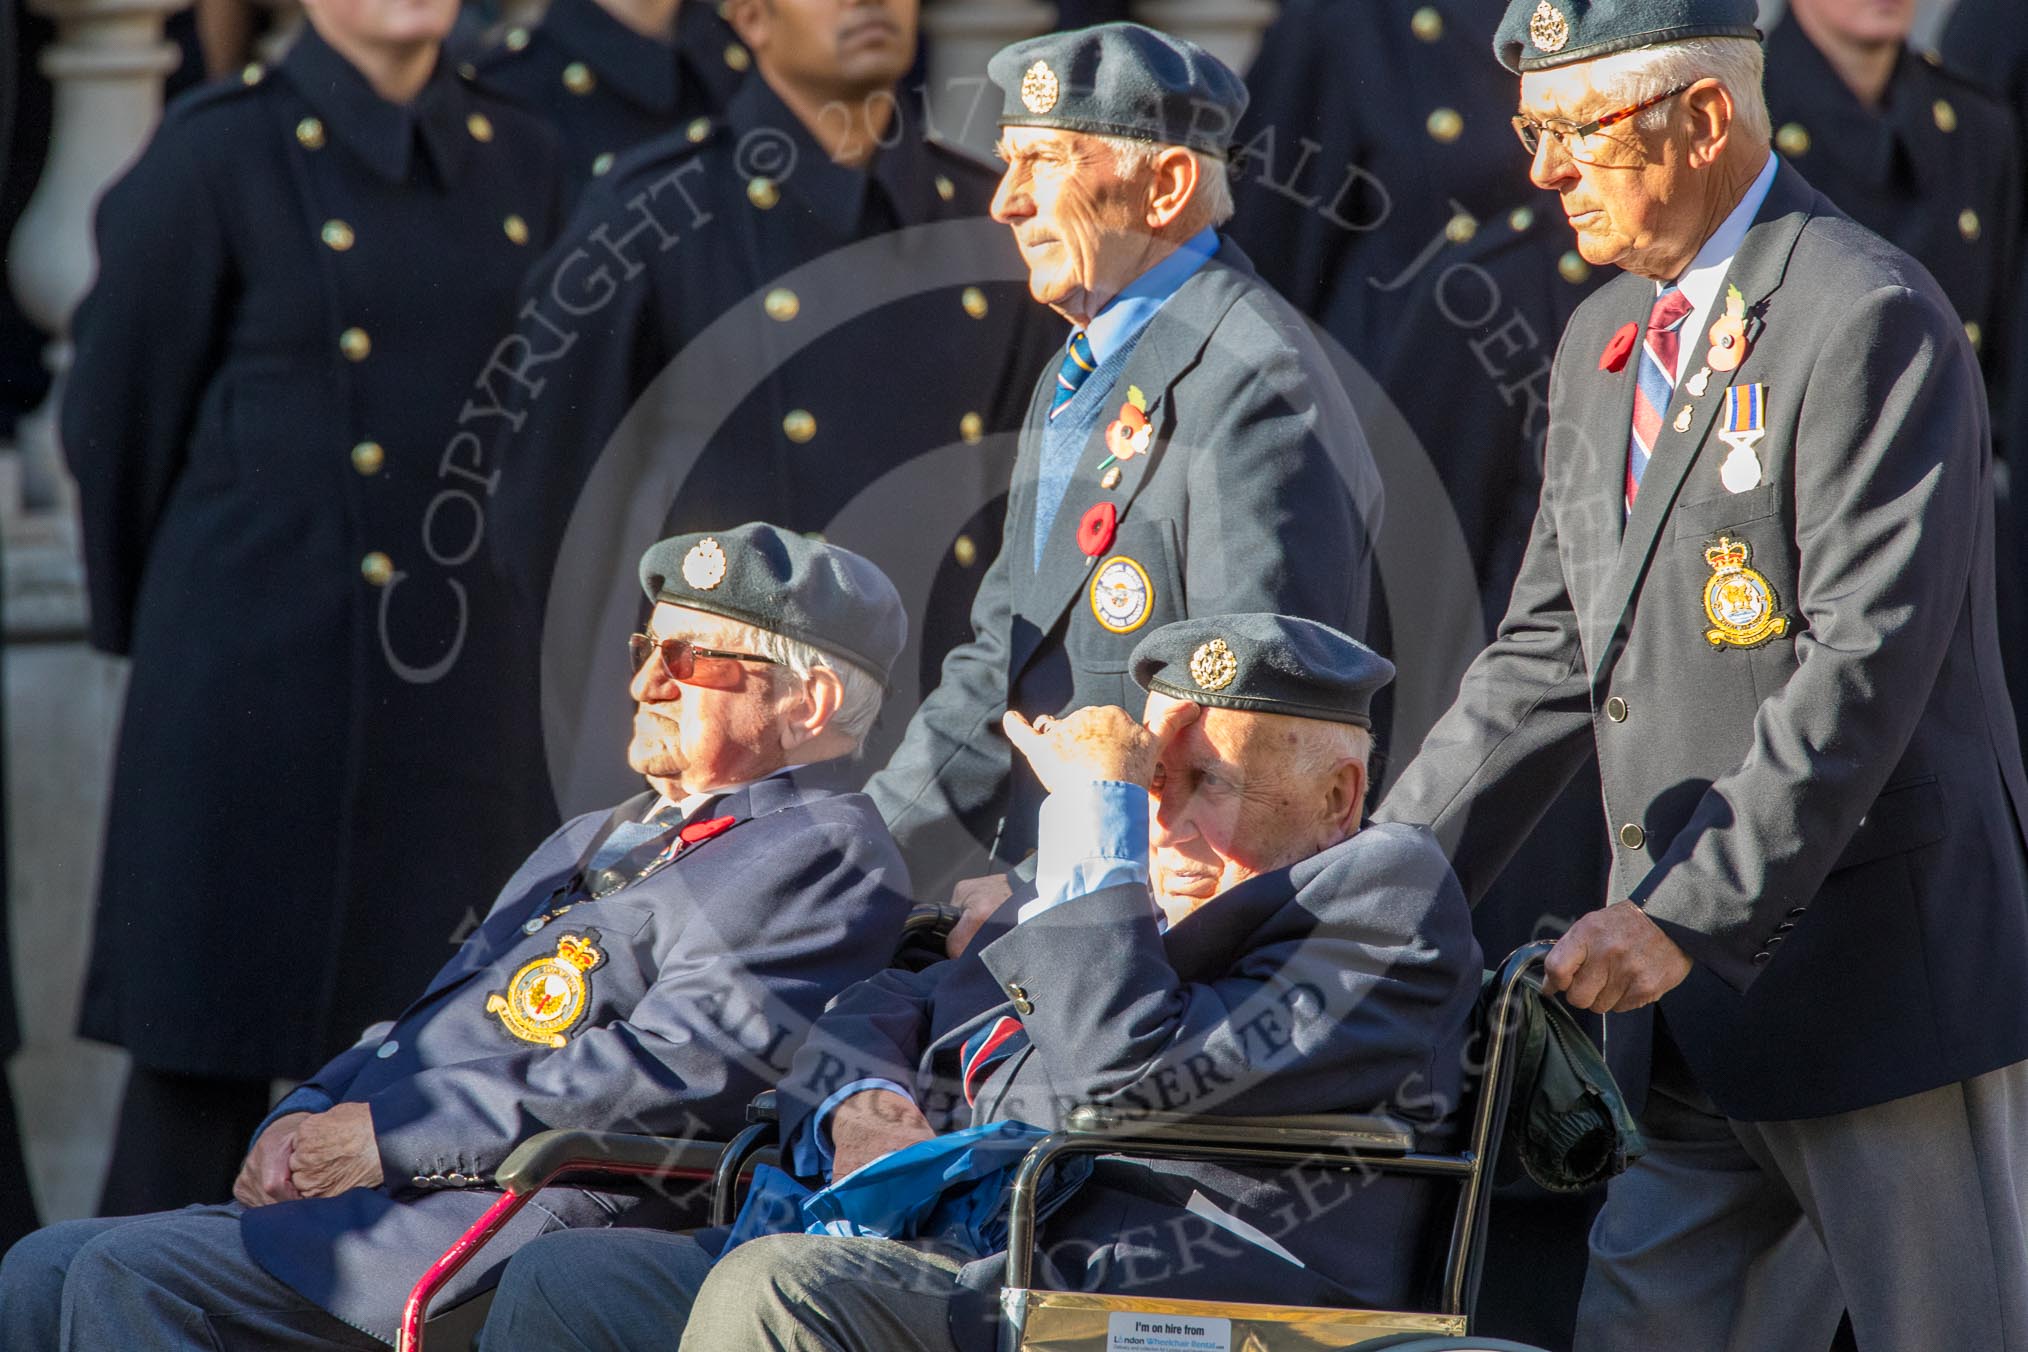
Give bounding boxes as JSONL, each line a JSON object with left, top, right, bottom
{"left": 988, "top": 23, "right": 1249, "bottom": 158}
{"left": 1130, "top": 614, "right": 1394, "bottom": 728}
{"left": 637, "top": 522, "right": 906, "bottom": 682}
{"left": 1494, "top": 0, "right": 1760, "bottom": 74}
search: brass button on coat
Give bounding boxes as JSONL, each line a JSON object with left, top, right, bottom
{"left": 321, "top": 219, "right": 355, "bottom": 251}
{"left": 1618, "top": 822, "right": 1645, "bottom": 849}
{"left": 764, "top": 288, "right": 800, "bottom": 321}
{"left": 562, "top": 61, "right": 596, "bottom": 94}
{"left": 1775, "top": 122, "right": 1810, "bottom": 156}
{"left": 1444, "top": 212, "right": 1477, "bottom": 244}
{"left": 241, "top": 62, "right": 264, "bottom": 85}
{"left": 1558, "top": 251, "right": 1591, "bottom": 284}
{"left": 961, "top": 287, "right": 989, "bottom": 319}
{"left": 959, "top": 412, "right": 984, "bottom": 444}
{"left": 1426, "top": 107, "right": 1464, "bottom": 143}
{"left": 1966, "top": 321, "right": 1983, "bottom": 350}
{"left": 339, "top": 327, "right": 371, "bottom": 362}
{"left": 783, "top": 409, "right": 816, "bottom": 443}
{"left": 296, "top": 117, "right": 326, "bottom": 149}
{"left": 954, "top": 534, "right": 978, "bottom": 567}
{"left": 1933, "top": 98, "right": 1958, "bottom": 133}
{"left": 592, "top": 151, "right": 615, "bottom": 177}
{"left": 686, "top": 118, "right": 711, "bottom": 143}
{"left": 1411, "top": 6, "right": 1443, "bottom": 41}
{"left": 350, "top": 440, "right": 385, "bottom": 475}
{"left": 935, "top": 174, "right": 956, "bottom": 202}
{"left": 1605, "top": 696, "right": 1628, "bottom": 722}
{"left": 504, "top": 25, "right": 530, "bottom": 49}
{"left": 747, "top": 177, "right": 780, "bottom": 209}
{"left": 466, "top": 112, "right": 494, "bottom": 142}
{"left": 1960, "top": 209, "right": 1982, "bottom": 242}
{"left": 725, "top": 43, "right": 750, "bottom": 71}
{"left": 360, "top": 551, "right": 394, "bottom": 586}
{"left": 503, "top": 214, "right": 530, "bottom": 245}
{"left": 1507, "top": 206, "right": 1535, "bottom": 232}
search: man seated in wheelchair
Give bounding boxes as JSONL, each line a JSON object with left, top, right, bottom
{"left": 484, "top": 613, "right": 1485, "bottom": 1351}
{"left": 0, "top": 523, "right": 916, "bottom": 1350}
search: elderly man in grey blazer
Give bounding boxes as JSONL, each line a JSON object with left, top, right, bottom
{"left": 1376, "top": 1, "right": 2028, "bottom": 1348}
{"left": 865, "top": 23, "right": 1381, "bottom": 902}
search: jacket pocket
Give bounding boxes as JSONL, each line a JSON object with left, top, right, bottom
{"left": 1827, "top": 776, "right": 1948, "bottom": 875}
{"left": 1673, "top": 484, "right": 1779, "bottom": 539}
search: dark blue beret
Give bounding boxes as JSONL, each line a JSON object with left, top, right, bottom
{"left": 988, "top": 23, "right": 1249, "bottom": 158}
{"left": 1494, "top": 0, "right": 1760, "bottom": 74}
{"left": 1130, "top": 614, "right": 1394, "bottom": 728}
{"left": 638, "top": 522, "right": 906, "bottom": 682}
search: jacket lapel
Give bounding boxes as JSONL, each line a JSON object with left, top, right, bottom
{"left": 1588, "top": 164, "right": 1819, "bottom": 685}
{"left": 1009, "top": 241, "right": 1254, "bottom": 676}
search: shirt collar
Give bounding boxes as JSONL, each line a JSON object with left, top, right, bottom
{"left": 1082, "top": 227, "right": 1219, "bottom": 366}
{"left": 1667, "top": 149, "right": 1779, "bottom": 322}
{"left": 282, "top": 25, "right": 473, "bottom": 186}
{"left": 541, "top": 0, "right": 683, "bottom": 114}
{"left": 726, "top": 76, "right": 939, "bottom": 237}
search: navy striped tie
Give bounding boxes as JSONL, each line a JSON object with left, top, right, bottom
{"left": 1048, "top": 330, "right": 1097, "bottom": 420}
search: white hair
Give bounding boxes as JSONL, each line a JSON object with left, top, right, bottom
{"left": 1089, "top": 132, "right": 1236, "bottom": 227}
{"left": 1586, "top": 36, "right": 1771, "bottom": 147}
{"left": 730, "top": 619, "right": 886, "bottom": 752}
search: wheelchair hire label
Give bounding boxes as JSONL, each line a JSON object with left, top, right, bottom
{"left": 1105, "top": 1312, "right": 1232, "bottom": 1351}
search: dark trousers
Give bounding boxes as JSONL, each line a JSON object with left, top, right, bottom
{"left": 96, "top": 1066, "right": 271, "bottom": 1217}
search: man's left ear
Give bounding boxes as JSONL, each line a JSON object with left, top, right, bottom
{"left": 780, "top": 665, "right": 845, "bottom": 751}
{"left": 1145, "top": 146, "right": 1201, "bottom": 230}
{"left": 1682, "top": 77, "right": 1735, "bottom": 169}
{"left": 1320, "top": 757, "right": 1368, "bottom": 838}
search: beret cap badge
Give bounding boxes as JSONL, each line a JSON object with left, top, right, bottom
{"left": 1189, "top": 638, "right": 1239, "bottom": 692}
{"left": 1021, "top": 60, "right": 1060, "bottom": 115}
{"left": 681, "top": 537, "right": 728, "bottom": 591}
{"left": 1529, "top": 0, "right": 1571, "bottom": 52}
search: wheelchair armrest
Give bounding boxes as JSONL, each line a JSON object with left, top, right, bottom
{"left": 1061, "top": 1105, "right": 1417, "bottom": 1154}
{"left": 746, "top": 1090, "right": 778, "bottom": 1124}
{"left": 493, "top": 1129, "right": 726, "bottom": 1194}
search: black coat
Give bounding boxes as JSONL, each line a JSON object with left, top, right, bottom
{"left": 486, "top": 74, "right": 1061, "bottom": 818}
{"left": 470, "top": 0, "right": 744, "bottom": 202}
{"left": 1764, "top": 18, "right": 2022, "bottom": 460}
{"left": 63, "top": 30, "right": 568, "bottom": 1078}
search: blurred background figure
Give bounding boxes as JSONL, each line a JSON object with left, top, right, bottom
{"left": 470, "top": 0, "right": 747, "bottom": 201}
{"left": 60, "top": 0, "right": 566, "bottom": 1214}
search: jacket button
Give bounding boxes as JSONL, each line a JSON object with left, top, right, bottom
{"left": 1776, "top": 921, "right": 1795, "bottom": 933}
{"left": 1605, "top": 696, "right": 1628, "bottom": 722}
{"left": 724, "top": 42, "right": 750, "bottom": 71}
{"left": 412, "top": 1174, "right": 428, "bottom": 1187}
{"left": 1765, "top": 934, "right": 1785, "bottom": 948}
{"left": 961, "top": 287, "right": 989, "bottom": 319}
{"left": 1787, "top": 907, "right": 1808, "bottom": 918}
{"left": 377, "top": 1040, "right": 399, "bottom": 1058}
{"left": 747, "top": 176, "right": 780, "bottom": 210}
{"left": 503, "top": 214, "right": 530, "bottom": 246}
{"left": 1775, "top": 122, "right": 1810, "bottom": 157}
{"left": 1426, "top": 107, "right": 1464, "bottom": 143}
{"left": 1753, "top": 950, "right": 1772, "bottom": 964}
{"left": 763, "top": 288, "right": 800, "bottom": 322}
{"left": 360, "top": 552, "right": 394, "bottom": 587}
{"left": 351, "top": 440, "right": 384, "bottom": 475}
{"left": 562, "top": 61, "right": 595, "bottom": 94}
{"left": 321, "top": 219, "right": 355, "bottom": 252}
{"left": 1933, "top": 98, "right": 1958, "bottom": 133}
{"left": 959, "top": 412, "right": 984, "bottom": 445}
{"left": 782, "top": 410, "right": 816, "bottom": 443}
{"left": 296, "top": 116, "right": 326, "bottom": 149}
{"left": 465, "top": 112, "right": 493, "bottom": 143}
{"left": 339, "top": 327, "right": 371, "bottom": 362}
{"left": 1960, "top": 208, "right": 1982, "bottom": 243}
{"left": 591, "top": 151, "right": 615, "bottom": 177}
{"left": 1007, "top": 983, "right": 1034, "bottom": 1016}
{"left": 1411, "top": 6, "right": 1442, "bottom": 41}
{"left": 448, "top": 1172, "right": 468, "bottom": 1185}
{"left": 935, "top": 174, "right": 956, "bottom": 202}
{"left": 1618, "top": 823, "right": 1645, "bottom": 849}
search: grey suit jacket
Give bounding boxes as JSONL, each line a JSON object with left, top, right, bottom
{"left": 1379, "top": 160, "right": 2028, "bottom": 1120}
{"left": 778, "top": 822, "right": 1482, "bottom": 1342}
{"left": 866, "top": 239, "right": 1382, "bottom": 892}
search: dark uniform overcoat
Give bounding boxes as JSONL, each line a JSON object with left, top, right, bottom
{"left": 64, "top": 30, "right": 568, "bottom": 1078}
{"left": 470, "top": 0, "right": 745, "bottom": 200}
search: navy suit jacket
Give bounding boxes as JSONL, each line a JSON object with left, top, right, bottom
{"left": 237, "top": 767, "right": 910, "bottom": 1340}
{"left": 778, "top": 822, "right": 1481, "bottom": 1347}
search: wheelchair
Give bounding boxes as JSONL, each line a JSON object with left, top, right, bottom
{"left": 400, "top": 941, "right": 1596, "bottom": 1352}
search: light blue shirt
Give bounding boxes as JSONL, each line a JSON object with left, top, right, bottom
{"left": 1080, "top": 226, "right": 1221, "bottom": 367}
{"left": 801, "top": 780, "right": 1156, "bottom": 1178}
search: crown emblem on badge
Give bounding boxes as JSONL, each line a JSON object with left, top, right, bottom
{"left": 1529, "top": 0, "right": 1571, "bottom": 53}
{"left": 682, "top": 537, "right": 727, "bottom": 590}
{"left": 1021, "top": 60, "right": 1060, "bottom": 115}
{"left": 1189, "top": 638, "right": 1238, "bottom": 692}
{"left": 554, "top": 933, "right": 603, "bottom": 971}
{"left": 1704, "top": 538, "right": 1749, "bottom": 572}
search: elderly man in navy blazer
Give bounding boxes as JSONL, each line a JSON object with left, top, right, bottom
{"left": 0, "top": 524, "right": 914, "bottom": 1350}
{"left": 480, "top": 614, "right": 1482, "bottom": 1351}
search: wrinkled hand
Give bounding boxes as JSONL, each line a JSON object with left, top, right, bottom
{"left": 1002, "top": 701, "right": 1198, "bottom": 795}
{"left": 945, "top": 873, "right": 1016, "bottom": 958}
{"left": 828, "top": 1088, "right": 935, "bottom": 1182}
{"left": 232, "top": 1112, "right": 311, "bottom": 1208}
{"left": 1545, "top": 902, "right": 1693, "bottom": 1013}
{"left": 287, "top": 1102, "right": 384, "bottom": 1198}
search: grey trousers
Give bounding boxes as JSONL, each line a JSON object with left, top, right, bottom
{"left": 482, "top": 1228, "right": 966, "bottom": 1352}
{"left": 0, "top": 1203, "right": 384, "bottom": 1351}
{"left": 1575, "top": 1046, "right": 2028, "bottom": 1352}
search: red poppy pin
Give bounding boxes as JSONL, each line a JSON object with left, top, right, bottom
{"left": 1103, "top": 386, "right": 1154, "bottom": 463}
{"left": 1077, "top": 502, "right": 1119, "bottom": 558}
{"left": 1600, "top": 322, "right": 1639, "bottom": 372}
{"left": 678, "top": 815, "right": 737, "bottom": 846}
{"left": 1705, "top": 284, "right": 1750, "bottom": 373}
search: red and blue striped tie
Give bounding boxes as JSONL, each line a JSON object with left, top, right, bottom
{"left": 1048, "top": 330, "right": 1097, "bottom": 421}
{"left": 1627, "top": 286, "right": 1694, "bottom": 510}
{"left": 960, "top": 1015, "right": 1027, "bottom": 1105}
